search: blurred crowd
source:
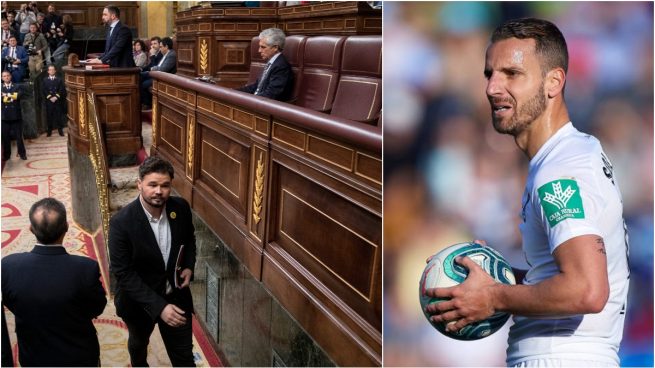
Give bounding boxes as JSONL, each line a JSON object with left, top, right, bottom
{"left": 383, "top": 2, "right": 653, "bottom": 367}
{"left": 1, "top": 1, "right": 73, "bottom": 82}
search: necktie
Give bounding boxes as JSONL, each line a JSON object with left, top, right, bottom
{"left": 11, "top": 47, "right": 15, "bottom": 58}
{"left": 104, "top": 26, "right": 113, "bottom": 54}
{"left": 255, "top": 62, "right": 272, "bottom": 95}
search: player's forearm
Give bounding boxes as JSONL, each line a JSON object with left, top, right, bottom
{"left": 491, "top": 271, "right": 608, "bottom": 316}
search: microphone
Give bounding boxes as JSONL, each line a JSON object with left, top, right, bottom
{"left": 83, "top": 33, "right": 94, "bottom": 60}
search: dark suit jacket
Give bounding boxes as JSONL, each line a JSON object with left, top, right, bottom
{"left": 239, "top": 53, "right": 293, "bottom": 101}
{"left": 150, "top": 49, "right": 177, "bottom": 74}
{"left": 109, "top": 196, "right": 196, "bottom": 322}
{"left": 1, "top": 83, "right": 22, "bottom": 121}
{"left": 42, "top": 75, "right": 66, "bottom": 101}
{"left": 142, "top": 50, "right": 163, "bottom": 72}
{"left": 100, "top": 21, "right": 135, "bottom": 68}
{"left": 44, "top": 12, "right": 63, "bottom": 33}
{"left": 1, "top": 246, "right": 107, "bottom": 367}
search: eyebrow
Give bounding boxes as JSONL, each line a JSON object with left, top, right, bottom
{"left": 483, "top": 66, "right": 525, "bottom": 78}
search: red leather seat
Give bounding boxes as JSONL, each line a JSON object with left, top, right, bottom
{"left": 330, "top": 36, "right": 382, "bottom": 125}
{"left": 294, "top": 35, "right": 346, "bottom": 113}
{"left": 281, "top": 35, "right": 307, "bottom": 103}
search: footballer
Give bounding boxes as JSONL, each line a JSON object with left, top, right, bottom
{"left": 424, "top": 18, "right": 629, "bottom": 367}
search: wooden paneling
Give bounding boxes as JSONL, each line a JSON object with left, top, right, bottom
{"left": 217, "top": 42, "right": 250, "bottom": 73}
{"left": 273, "top": 166, "right": 379, "bottom": 300}
{"left": 196, "top": 123, "right": 251, "bottom": 217}
{"left": 175, "top": 1, "right": 380, "bottom": 85}
{"left": 159, "top": 105, "right": 187, "bottom": 168}
{"left": 272, "top": 120, "right": 381, "bottom": 190}
{"left": 151, "top": 72, "right": 381, "bottom": 366}
{"left": 262, "top": 247, "right": 381, "bottom": 367}
{"left": 63, "top": 66, "right": 141, "bottom": 157}
{"left": 29, "top": 1, "right": 140, "bottom": 29}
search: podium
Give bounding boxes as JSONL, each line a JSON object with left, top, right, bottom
{"left": 63, "top": 59, "right": 142, "bottom": 280}
{"left": 63, "top": 62, "right": 142, "bottom": 163}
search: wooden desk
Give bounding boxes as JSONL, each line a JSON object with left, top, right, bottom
{"left": 63, "top": 65, "right": 142, "bottom": 160}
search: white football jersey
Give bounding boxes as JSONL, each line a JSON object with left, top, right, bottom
{"left": 507, "top": 123, "right": 630, "bottom": 366}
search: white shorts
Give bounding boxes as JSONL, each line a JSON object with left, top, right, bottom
{"left": 512, "top": 359, "right": 618, "bottom": 368}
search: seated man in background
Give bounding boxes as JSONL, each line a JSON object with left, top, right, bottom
{"left": 238, "top": 27, "right": 293, "bottom": 102}
{"left": 140, "top": 36, "right": 176, "bottom": 108}
{"left": 141, "top": 36, "right": 163, "bottom": 72}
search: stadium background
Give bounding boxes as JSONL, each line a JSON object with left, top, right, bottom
{"left": 383, "top": 2, "right": 653, "bottom": 366}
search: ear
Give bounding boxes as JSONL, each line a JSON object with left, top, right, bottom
{"left": 545, "top": 67, "right": 566, "bottom": 98}
{"left": 136, "top": 178, "right": 142, "bottom": 190}
{"left": 29, "top": 224, "right": 34, "bottom": 235}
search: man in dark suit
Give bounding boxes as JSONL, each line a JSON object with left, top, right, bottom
{"left": 1, "top": 307, "right": 12, "bottom": 367}
{"left": 141, "top": 36, "right": 163, "bottom": 72}
{"left": 238, "top": 27, "right": 293, "bottom": 101}
{"left": 87, "top": 5, "right": 135, "bottom": 68}
{"left": 42, "top": 65, "right": 66, "bottom": 136}
{"left": 1, "top": 35, "right": 27, "bottom": 82}
{"left": 109, "top": 156, "right": 196, "bottom": 367}
{"left": 43, "top": 3, "right": 63, "bottom": 35}
{"left": 2, "top": 70, "right": 26, "bottom": 160}
{"left": 1, "top": 197, "right": 107, "bottom": 367}
{"left": 140, "top": 36, "right": 176, "bottom": 108}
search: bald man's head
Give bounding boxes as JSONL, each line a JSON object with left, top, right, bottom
{"left": 29, "top": 197, "right": 68, "bottom": 244}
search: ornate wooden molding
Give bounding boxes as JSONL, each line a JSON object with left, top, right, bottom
{"left": 86, "top": 93, "right": 111, "bottom": 284}
{"left": 78, "top": 91, "right": 86, "bottom": 137}
{"left": 186, "top": 113, "right": 196, "bottom": 180}
{"left": 199, "top": 38, "right": 209, "bottom": 75}
{"left": 252, "top": 151, "right": 264, "bottom": 225}
{"left": 152, "top": 95, "right": 158, "bottom": 149}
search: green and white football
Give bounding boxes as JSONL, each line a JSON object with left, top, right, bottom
{"left": 419, "top": 242, "right": 516, "bottom": 340}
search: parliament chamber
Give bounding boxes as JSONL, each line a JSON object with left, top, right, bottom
{"left": 60, "top": 1, "right": 381, "bottom": 367}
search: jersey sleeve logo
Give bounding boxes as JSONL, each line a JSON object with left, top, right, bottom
{"left": 537, "top": 179, "right": 585, "bottom": 227}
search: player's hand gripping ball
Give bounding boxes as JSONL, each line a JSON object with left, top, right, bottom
{"left": 419, "top": 242, "right": 516, "bottom": 340}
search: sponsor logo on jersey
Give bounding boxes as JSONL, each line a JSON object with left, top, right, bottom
{"left": 538, "top": 179, "right": 585, "bottom": 227}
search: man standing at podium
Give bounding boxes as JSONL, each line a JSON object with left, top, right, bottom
{"left": 87, "top": 5, "right": 135, "bottom": 68}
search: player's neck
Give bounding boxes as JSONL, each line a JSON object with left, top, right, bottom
{"left": 515, "top": 102, "right": 570, "bottom": 160}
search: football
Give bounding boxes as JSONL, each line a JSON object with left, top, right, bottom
{"left": 419, "top": 241, "right": 516, "bottom": 340}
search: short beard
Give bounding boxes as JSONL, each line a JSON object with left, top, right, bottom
{"left": 140, "top": 194, "right": 166, "bottom": 208}
{"left": 492, "top": 82, "right": 547, "bottom": 136}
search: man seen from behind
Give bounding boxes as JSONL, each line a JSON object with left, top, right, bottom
{"left": 2, "top": 197, "right": 107, "bottom": 367}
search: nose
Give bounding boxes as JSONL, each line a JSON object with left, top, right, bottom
{"left": 485, "top": 72, "right": 503, "bottom": 98}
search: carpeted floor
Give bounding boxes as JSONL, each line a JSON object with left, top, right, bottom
{"left": 1, "top": 126, "right": 221, "bottom": 367}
